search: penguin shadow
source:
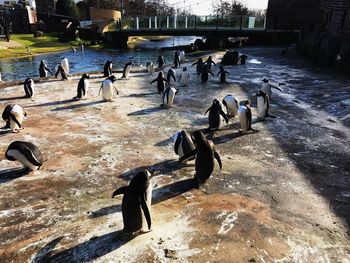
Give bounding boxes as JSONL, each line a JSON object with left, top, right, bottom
{"left": 0, "top": 95, "right": 28, "bottom": 101}
{"left": 127, "top": 106, "right": 165, "bottom": 116}
{"left": 0, "top": 129, "right": 12, "bottom": 137}
{"left": 154, "top": 136, "right": 173, "bottom": 147}
{"left": 51, "top": 100, "right": 106, "bottom": 111}
{"left": 124, "top": 91, "right": 158, "bottom": 98}
{"left": 26, "top": 99, "right": 76, "bottom": 108}
{"left": 0, "top": 167, "right": 30, "bottom": 184}
{"left": 209, "top": 129, "right": 259, "bottom": 145}
{"left": 31, "top": 231, "right": 135, "bottom": 263}
{"left": 252, "top": 116, "right": 277, "bottom": 125}
{"left": 87, "top": 204, "right": 121, "bottom": 219}
{"left": 190, "top": 117, "right": 208, "bottom": 126}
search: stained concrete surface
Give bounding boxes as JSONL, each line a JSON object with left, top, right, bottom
{"left": 0, "top": 48, "right": 349, "bottom": 263}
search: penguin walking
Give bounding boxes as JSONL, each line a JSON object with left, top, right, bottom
{"left": 162, "top": 86, "right": 178, "bottom": 108}
{"left": 191, "top": 58, "right": 204, "bottom": 75}
{"left": 5, "top": 141, "right": 43, "bottom": 172}
{"left": 38, "top": 60, "right": 52, "bottom": 78}
{"left": 150, "top": 72, "right": 169, "bottom": 94}
{"left": 55, "top": 65, "right": 68, "bottom": 80}
{"left": 199, "top": 64, "right": 214, "bottom": 83}
{"left": 2, "top": 104, "right": 27, "bottom": 132}
{"left": 217, "top": 65, "right": 229, "bottom": 83}
{"left": 23, "top": 78, "right": 35, "bottom": 98}
{"left": 238, "top": 100, "right": 252, "bottom": 133}
{"left": 146, "top": 61, "right": 155, "bottom": 74}
{"left": 121, "top": 62, "right": 133, "bottom": 79}
{"left": 178, "top": 67, "right": 189, "bottom": 86}
{"left": 174, "top": 130, "right": 196, "bottom": 161}
{"left": 99, "top": 75, "right": 119, "bottom": 101}
{"left": 205, "top": 55, "right": 216, "bottom": 70}
{"left": 261, "top": 78, "right": 282, "bottom": 100}
{"left": 157, "top": 55, "right": 166, "bottom": 68}
{"left": 74, "top": 74, "right": 90, "bottom": 100}
{"left": 60, "top": 57, "right": 70, "bottom": 75}
{"left": 103, "top": 60, "right": 113, "bottom": 77}
{"left": 238, "top": 54, "right": 247, "bottom": 64}
{"left": 205, "top": 99, "right": 229, "bottom": 131}
{"left": 256, "top": 90, "right": 274, "bottom": 119}
{"left": 222, "top": 94, "right": 239, "bottom": 118}
{"left": 179, "top": 131, "right": 222, "bottom": 188}
{"left": 166, "top": 68, "right": 176, "bottom": 83}
{"left": 174, "top": 51, "right": 181, "bottom": 68}
{"left": 112, "top": 170, "right": 152, "bottom": 235}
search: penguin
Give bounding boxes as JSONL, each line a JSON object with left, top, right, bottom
{"left": 55, "top": 65, "right": 68, "bottom": 80}
{"left": 256, "top": 90, "right": 274, "bottom": 119}
{"left": 281, "top": 44, "right": 289, "bottom": 57}
{"left": 2, "top": 104, "right": 27, "bottom": 132}
{"left": 199, "top": 64, "right": 214, "bottom": 83}
{"left": 179, "top": 131, "right": 222, "bottom": 188}
{"left": 205, "top": 55, "right": 216, "bottom": 70}
{"left": 146, "top": 61, "right": 155, "bottom": 74}
{"left": 99, "top": 75, "right": 119, "bottom": 101}
{"left": 217, "top": 65, "right": 229, "bottom": 83}
{"left": 238, "top": 100, "right": 252, "bottom": 133}
{"left": 222, "top": 94, "right": 239, "bottom": 118}
{"left": 23, "top": 78, "right": 35, "bottom": 98}
{"left": 205, "top": 99, "right": 229, "bottom": 131}
{"left": 157, "top": 55, "right": 166, "bottom": 68}
{"left": 103, "top": 60, "right": 113, "bottom": 77}
{"left": 174, "top": 51, "right": 181, "bottom": 68}
{"left": 121, "top": 62, "right": 133, "bottom": 79}
{"left": 38, "top": 60, "right": 52, "bottom": 78}
{"left": 74, "top": 74, "right": 90, "bottom": 100}
{"left": 191, "top": 58, "right": 204, "bottom": 75}
{"left": 60, "top": 57, "right": 69, "bottom": 75}
{"left": 166, "top": 68, "right": 176, "bottom": 83}
{"left": 179, "top": 50, "right": 186, "bottom": 63}
{"left": 162, "top": 86, "right": 178, "bottom": 108}
{"left": 238, "top": 54, "right": 247, "bottom": 64}
{"left": 260, "top": 78, "right": 281, "bottom": 100}
{"left": 178, "top": 67, "right": 189, "bottom": 86}
{"left": 5, "top": 141, "right": 43, "bottom": 171}
{"left": 112, "top": 170, "right": 152, "bottom": 234}
{"left": 174, "top": 130, "right": 196, "bottom": 161}
{"left": 150, "top": 72, "right": 169, "bottom": 94}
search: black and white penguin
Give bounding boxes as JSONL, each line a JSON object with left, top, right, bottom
{"left": 238, "top": 54, "right": 247, "bottom": 64}
{"left": 256, "top": 90, "right": 274, "bottom": 119}
{"left": 60, "top": 57, "right": 70, "bottom": 75}
{"left": 55, "top": 65, "right": 68, "bottom": 80}
{"left": 162, "top": 86, "right": 178, "bottom": 108}
{"left": 103, "top": 60, "right": 113, "bottom": 77}
{"left": 191, "top": 58, "right": 204, "bottom": 75}
{"left": 74, "top": 74, "right": 90, "bottom": 100}
{"left": 222, "top": 94, "right": 239, "bottom": 118}
{"left": 157, "top": 55, "right": 166, "bottom": 68}
{"left": 205, "top": 55, "right": 216, "bottom": 70}
{"left": 174, "top": 51, "right": 181, "bottom": 68}
{"left": 238, "top": 100, "right": 252, "bottom": 133}
{"left": 121, "top": 62, "right": 133, "bottom": 79}
{"left": 174, "top": 130, "right": 196, "bottom": 161}
{"left": 260, "top": 78, "right": 281, "bottom": 100}
{"left": 179, "top": 131, "right": 222, "bottom": 188}
{"left": 2, "top": 104, "right": 27, "bottom": 132}
{"left": 23, "top": 78, "right": 35, "bottom": 98}
{"left": 5, "top": 141, "right": 43, "bottom": 171}
{"left": 179, "top": 50, "right": 186, "bottom": 63}
{"left": 178, "top": 67, "right": 189, "bottom": 86}
{"left": 38, "top": 60, "right": 52, "bottom": 78}
{"left": 205, "top": 99, "right": 229, "bottom": 131}
{"left": 199, "top": 64, "right": 214, "bottom": 83}
{"left": 112, "top": 170, "right": 152, "bottom": 234}
{"left": 166, "top": 68, "right": 176, "bottom": 83}
{"left": 146, "top": 61, "right": 155, "bottom": 74}
{"left": 99, "top": 75, "right": 118, "bottom": 101}
{"left": 217, "top": 65, "right": 229, "bottom": 83}
{"left": 150, "top": 72, "right": 169, "bottom": 94}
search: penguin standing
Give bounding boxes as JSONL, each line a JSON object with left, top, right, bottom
{"left": 199, "top": 64, "right": 214, "bottom": 83}
{"left": 179, "top": 131, "right": 222, "bottom": 188}
{"left": 166, "top": 68, "right": 176, "bottom": 83}
{"left": 191, "top": 58, "right": 204, "bottom": 75}
{"left": 174, "top": 51, "right": 181, "bottom": 68}
{"left": 150, "top": 72, "right": 169, "bottom": 94}
{"left": 60, "top": 57, "right": 70, "bottom": 75}
{"left": 112, "top": 170, "right": 152, "bottom": 234}
{"left": 5, "top": 141, "right": 43, "bottom": 171}
{"left": 222, "top": 94, "right": 239, "bottom": 118}
{"left": 179, "top": 50, "right": 186, "bottom": 63}
{"left": 99, "top": 75, "right": 118, "bottom": 101}
{"left": 146, "top": 62, "right": 155, "bottom": 74}
{"left": 178, "top": 67, "right": 189, "bottom": 86}
{"left": 55, "top": 65, "right": 68, "bottom": 80}
{"left": 238, "top": 100, "right": 252, "bottom": 133}
{"left": 103, "top": 60, "right": 113, "bottom": 77}
{"left": 162, "top": 86, "right": 178, "bottom": 108}
{"left": 205, "top": 99, "right": 229, "bottom": 131}
{"left": 23, "top": 78, "right": 35, "bottom": 98}
{"left": 2, "top": 104, "right": 27, "bottom": 132}
{"left": 256, "top": 90, "right": 273, "bottom": 119}
{"left": 121, "top": 62, "right": 133, "bottom": 79}
{"left": 238, "top": 54, "right": 247, "bottom": 64}
{"left": 260, "top": 78, "right": 281, "bottom": 100}
{"left": 38, "top": 60, "right": 52, "bottom": 78}
{"left": 157, "top": 56, "right": 166, "bottom": 68}
{"left": 205, "top": 55, "right": 216, "bottom": 70}
{"left": 74, "top": 74, "right": 90, "bottom": 100}
{"left": 217, "top": 65, "right": 229, "bottom": 83}
{"left": 174, "top": 130, "right": 196, "bottom": 161}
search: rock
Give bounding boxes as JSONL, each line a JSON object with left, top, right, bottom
{"left": 194, "top": 38, "right": 205, "bottom": 50}
{"left": 164, "top": 249, "right": 178, "bottom": 259}
{"left": 34, "top": 31, "right": 44, "bottom": 38}
{"left": 221, "top": 50, "right": 239, "bottom": 65}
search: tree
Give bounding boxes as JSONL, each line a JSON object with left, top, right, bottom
{"left": 56, "top": 0, "right": 80, "bottom": 18}
{"left": 212, "top": 0, "right": 248, "bottom": 18}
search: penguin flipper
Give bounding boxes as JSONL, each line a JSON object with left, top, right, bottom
{"left": 174, "top": 135, "right": 181, "bottom": 155}
{"left": 220, "top": 110, "right": 229, "bottom": 124}
{"left": 21, "top": 145, "right": 42, "bottom": 166}
{"left": 205, "top": 107, "right": 212, "bottom": 115}
{"left": 140, "top": 195, "right": 151, "bottom": 230}
{"left": 214, "top": 151, "right": 222, "bottom": 169}
{"left": 98, "top": 84, "right": 103, "bottom": 96}
{"left": 10, "top": 114, "right": 21, "bottom": 128}
{"left": 179, "top": 149, "right": 197, "bottom": 163}
{"left": 112, "top": 186, "right": 128, "bottom": 198}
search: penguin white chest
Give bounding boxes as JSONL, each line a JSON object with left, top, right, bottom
{"left": 181, "top": 72, "right": 189, "bottom": 86}
{"left": 61, "top": 59, "right": 69, "bottom": 75}
{"left": 224, "top": 96, "right": 238, "bottom": 117}
{"left": 10, "top": 105, "right": 25, "bottom": 129}
{"left": 261, "top": 83, "right": 271, "bottom": 98}
{"left": 257, "top": 96, "right": 267, "bottom": 118}
{"left": 163, "top": 88, "right": 176, "bottom": 107}
{"left": 82, "top": 79, "right": 89, "bottom": 98}
{"left": 7, "top": 149, "right": 39, "bottom": 171}
{"left": 141, "top": 182, "right": 153, "bottom": 231}
{"left": 102, "top": 80, "right": 114, "bottom": 100}
{"left": 29, "top": 80, "right": 35, "bottom": 97}
{"left": 238, "top": 106, "right": 248, "bottom": 131}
